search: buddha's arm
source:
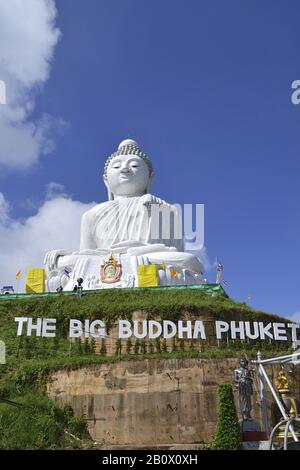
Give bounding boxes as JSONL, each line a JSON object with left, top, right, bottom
{"left": 79, "top": 211, "right": 98, "bottom": 251}
{"left": 44, "top": 249, "right": 71, "bottom": 271}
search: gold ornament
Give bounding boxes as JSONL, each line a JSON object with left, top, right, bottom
{"left": 274, "top": 369, "right": 290, "bottom": 394}
{"left": 100, "top": 253, "right": 122, "bottom": 283}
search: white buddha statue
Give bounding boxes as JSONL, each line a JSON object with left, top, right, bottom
{"left": 44, "top": 139, "right": 204, "bottom": 291}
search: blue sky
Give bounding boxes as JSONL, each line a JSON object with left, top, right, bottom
{"left": 0, "top": 0, "right": 300, "bottom": 319}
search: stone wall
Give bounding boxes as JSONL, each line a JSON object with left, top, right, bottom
{"left": 47, "top": 357, "right": 298, "bottom": 447}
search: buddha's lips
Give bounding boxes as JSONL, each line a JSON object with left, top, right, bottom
{"left": 120, "top": 175, "right": 132, "bottom": 180}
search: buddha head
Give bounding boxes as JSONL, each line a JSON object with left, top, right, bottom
{"left": 103, "top": 139, "right": 154, "bottom": 200}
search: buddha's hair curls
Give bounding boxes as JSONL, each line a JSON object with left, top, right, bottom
{"left": 103, "top": 143, "right": 154, "bottom": 178}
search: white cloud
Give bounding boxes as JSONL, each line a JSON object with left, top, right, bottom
{"left": 45, "top": 181, "right": 67, "bottom": 199}
{"left": 0, "top": 188, "right": 96, "bottom": 291}
{"left": 0, "top": 0, "right": 62, "bottom": 170}
{"left": 0, "top": 192, "right": 10, "bottom": 224}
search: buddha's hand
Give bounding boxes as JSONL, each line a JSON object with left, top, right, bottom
{"left": 140, "top": 194, "right": 170, "bottom": 208}
{"left": 43, "top": 249, "right": 69, "bottom": 271}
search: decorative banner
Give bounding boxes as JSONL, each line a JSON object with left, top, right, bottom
{"left": 25, "top": 268, "right": 45, "bottom": 294}
{"left": 137, "top": 265, "right": 158, "bottom": 288}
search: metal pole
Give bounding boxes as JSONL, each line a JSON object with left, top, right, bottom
{"left": 252, "top": 351, "right": 300, "bottom": 365}
{"left": 0, "top": 397, "right": 24, "bottom": 408}
{"left": 269, "top": 419, "right": 287, "bottom": 450}
{"left": 258, "top": 363, "right": 298, "bottom": 442}
{"left": 257, "top": 351, "right": 269, "bottom": 434}
{"left": 284, "top": 419, "right": 293, "bottom": 450}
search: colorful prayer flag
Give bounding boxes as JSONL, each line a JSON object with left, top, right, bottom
{"left": 64, "top": 268, "right": 71, "bottom": 278}
{"left": 217, "top": 261, "right": 223, "bottom": 271}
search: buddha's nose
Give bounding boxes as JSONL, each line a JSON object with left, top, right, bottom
{"left": 120, "top": 165, "right": 130, "bottom": 173}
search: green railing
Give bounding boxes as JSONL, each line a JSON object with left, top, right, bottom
{"left": 0, "top": 283, "right": 227, "bottom": 300}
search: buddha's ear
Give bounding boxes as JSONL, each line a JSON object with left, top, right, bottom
{"left": 103, "top": 175, "right": 114, "bottom": 200}
{"left": 146, "top": 172, "right": 154, "bottom": 194}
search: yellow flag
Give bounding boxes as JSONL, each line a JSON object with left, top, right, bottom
{"left": 16, "top": 270, "right": 21, "bottom": 280}
{"left": 25, "top": 268, "right": 45, "bottom": 293}
{"left": 137, "top": 265, "right": 158, "bottom": 288}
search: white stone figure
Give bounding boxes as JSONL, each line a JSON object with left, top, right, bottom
{"left": 44, "top": 139, "right": 204, "bottom": 291}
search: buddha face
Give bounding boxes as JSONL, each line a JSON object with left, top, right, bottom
{"left": 104, "top": 154, "right": 151, "bottom": 197}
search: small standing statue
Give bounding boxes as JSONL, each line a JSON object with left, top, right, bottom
{"left": 234, "top": 357, "right": 254, "bottom": 420}
{"left": 274, "top": 368, "right": 291, "bottom": 395}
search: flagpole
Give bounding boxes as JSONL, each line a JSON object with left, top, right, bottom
{"left": 216, "top": 258, "right": 223, "bottom": 285}
{"left": 15, "top": 270, "right": 21, "bottom": 297}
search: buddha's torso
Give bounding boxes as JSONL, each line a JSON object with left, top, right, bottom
{"left": 81, "top": 196, "right": 183, "bottom": 251}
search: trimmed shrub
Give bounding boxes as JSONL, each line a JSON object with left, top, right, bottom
{"left": 134, "top": 339, "right": 140, "bottom": 354}
{"left": 148, "top": 341, "right": 154, "bottom": 354}
{"left": 155, "top": 338, "right": 161, "bottom": 353}
{"left": 126, "top": 338, "right": 132, "bottom": 354}
{"left": 211, "top": 383, "right": 242, "bottom": 450}
{"left": 100, "top": 339, "right": 107, "bottom": 356}
{"left": 90, "top": 337, "right": 96, "bottom": 354}
{"left": 140, "top": 339, "right": 147, "bottom": 354}
{"left": 84, "top": 338, "right": 90, "bottom": 354}
{"left": 115, "top": 339, "right": 122, "bottom": 355}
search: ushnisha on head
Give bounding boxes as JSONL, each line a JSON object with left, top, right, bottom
{"left": 103, "top": 139, "right": 154, "bottom": 200}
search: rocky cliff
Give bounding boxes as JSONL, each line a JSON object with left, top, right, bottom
{"left": 47, "top": 357, "right": 295, "bottom": 447}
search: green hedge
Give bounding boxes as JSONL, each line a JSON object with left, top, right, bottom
{"left": 211, "top": 383, "right": 242, "bottom": 450}
{"left": 0, "top": 288, "right": 286, "bottom": 326}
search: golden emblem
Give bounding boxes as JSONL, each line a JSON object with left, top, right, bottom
{"left": 100, "top": 253, "right": 121, "bottom": 284}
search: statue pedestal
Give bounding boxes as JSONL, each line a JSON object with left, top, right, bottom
{"left": 47, "top": 253, "right": 135, "bottom": 292}
{"left": 240, "top": 419, "right": 269, "bottom": 450}
{"left": 46, "top": 251, "right": 204, "bottom": 292}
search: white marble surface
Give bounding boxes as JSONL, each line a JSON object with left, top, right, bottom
{"left": 44, "top": 140, "right": 204, "bottom": 291}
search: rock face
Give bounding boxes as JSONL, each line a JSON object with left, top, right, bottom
{"left": 47, "top": 357, "right": 281, "bottom": 446}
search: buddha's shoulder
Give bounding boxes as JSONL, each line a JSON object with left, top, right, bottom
{"left": 82, "top": 201, "right": 113, "bottom": 220}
